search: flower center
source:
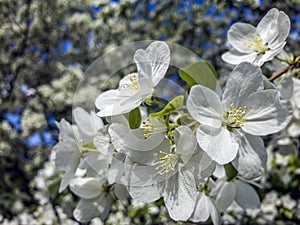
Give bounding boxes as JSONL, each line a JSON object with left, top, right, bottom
{"left": 153, "top": 151, "right": 179, "bottom": 175}
{"left": 142, "top": 118, "right": 167, "bottom": 139}
{"left": 224, "top": 103, "right": 247, "bottom": 129}
{"left": 122, "top": 73, "right": 140, "bottom": 91}
{"left": 247, "top": 35, "right": 269, "bottom": 54}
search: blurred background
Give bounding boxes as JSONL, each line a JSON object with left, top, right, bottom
{"left": 1, "top": 0, "right": 300, "bottom": 224}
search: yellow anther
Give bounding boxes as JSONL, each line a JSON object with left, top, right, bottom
{"left": 225, "top": 103, "right": 247, "bottom": 128}
{"left": 142, "top": 118, "right": 167, "bottom": 139}
{"left": 153, "top": 151, "right": 179, "bottom": 175}
{"left": 247, "top": 35, "right": 269, "bottom": 53}
{"left": 160, "top": 155, "right": 169, "bottom": 161}
{"left": 122, "top": 73, "right": 140, "bottom": 91}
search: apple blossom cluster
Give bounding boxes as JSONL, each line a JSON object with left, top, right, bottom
{"left": 51, "top": 8, "right": 300, "bottom": 224}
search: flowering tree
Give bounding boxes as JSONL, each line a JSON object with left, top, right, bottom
{"left": 53, "top": 7, "right": 299, "bottom": 225}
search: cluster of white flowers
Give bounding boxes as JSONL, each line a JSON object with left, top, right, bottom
{"left": 51, "top": 8, "right": 300, "bottom": 224}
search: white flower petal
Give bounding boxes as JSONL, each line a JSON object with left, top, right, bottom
{"left": 128, "top": 183, "right": 161, "bottom": 203}
{"left": 125, "top": 157, "right": 162, "bottom": 202}
{"left": 263, "top": 76, "right": 276, "bottom": 93}
{"left": 126, "top": 161, "right": 157, "bottom": 187}
{"left": 108, "top": 153, "right": 126, "bottom": 184}
{"left": 190, "top": 192, "right": 210, "bottom": 222}
{"left": 276, "top": 73, "right": 294, "bottom": 100}
{"left": 190, "top": 147, "right": 216, "bottom": 179}
{"left": 70, "top": 177, "right": 103, "bottom": 199}
{"left": 108, "top": 123, "right": 128, "bottom": 153}
{"left": 134, "top": 41, "right": 170, "bottom": 87}
{"left": 216, "top": 181, "right": 236, "bottom": 212}
{"left": 127, "top": 137, "right": 170, "bottom": 165}
{"left": 223, "top": 62, "right": 264, "bottom": 110}
{"left": 85, "top": 151, "right": 112, "bottom": 176}
{"left": 110, "top": 122, "right": 170, "bottom": 164}
{"left": 91, "top": 111, "right": 104, "bottom": 130}
{"left": 124, "top": 128, "right": 160, "bottom": 151}
{"left": 58, "top": 162, "right": 79, "bottom": 193}
{"left": 191, "top": 192, "right": 221, "bottom": 224}
{"left": 187, "top": 85, "right": 223, "bottom": 128}
{"left": 95, "top": 88, "right": 142, "bottom": 117}
{"left": 207, "top": 196, "right": 221, "bottom": 225}
{"left": 228, "top": 23, "right": 257, "bottom": 53}
{"left": 174, "top": 126, "right": 197, "bottom": 164}
{"left": 163, "top": 169, "right": 197, "bottom": 221}
{"left": 257, "top": 8, "right": 279, "bottom": 42}
{"left": 232, "top": 132, "right": 267, "bottom": 179}
{"left": 113, "top": 184, "right": 129, "bottom": 200}
{"left": 73, "top": 107, "right": 102, "bottom": 137}
{"left": 213, "top": 164, "right": 226, "bottom": 179}
{"left": 196, "top": 126, "right": 238, "bottom": 165}
{"left": 55, "top": 140, "right": 78, "bottom": 170}
{"left": 244, "top": 90, "right": 293, "bottom": 136}
{"left": 57, "top": 119, "right": 74, "bottom": 141}
{"left": 93, "top": 127, "right": 110, "bottom": 154}
{"left": 108, "top": 115, "right": 129, "bottom": 127}
{"left": 272, "top": 11, "right": 290, "bottom": 46}
{"left": 235, "top": 180, "right": 260, "bottom": 209}
{"left": 221, "top": 50, "right": 257, "bottom": 65}
{"left": 74, "top": 194, "right": 112, "bottom": 223}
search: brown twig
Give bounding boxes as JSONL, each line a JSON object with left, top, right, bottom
{"left": 268, "top": 65, "right": 291, "bottom": 82}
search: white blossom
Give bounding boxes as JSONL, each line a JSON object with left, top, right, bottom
{"left": 52, "top": 107, "right": 104, "bottom": 192}
{"left": 187, "top": 62, "right": 292, "bottom": 179}
{"left": 215, "top": 179, "right": 260, "bottom": 212}
{"left": 222, "top": 8, "right": 290, "bottom": 66}
{"left": 120, "top": 126, "right": 215, "bottom": 221}
{"left": 190, "top": 191, "right": 221, "bottom": 225}
{"left": 70, "top": 177, "right": 113, "bottom": 223}
{"left": 95, "top": 41, "right": 170, "bottom": 116}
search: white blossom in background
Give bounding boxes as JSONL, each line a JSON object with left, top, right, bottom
{"left": 222, "top": 8, "right": 290, "bottom": 66}
{"left": 95, "top": 41, "right": 170, "bottom": 116}
{"left": 187, "top": 62, "right": 293, "bottom": 179}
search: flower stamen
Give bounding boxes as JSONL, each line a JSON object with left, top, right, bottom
{"left": 225, "top": 103, "right": 247, "bottom": 128}
{"left": 247, "top": 35, "right": 270, "bottom": 54}
{"left": 122, "top": 73, "right": 140, "bottom": 91}
{"left": 142, "top": 118, "right": 167, "bottom": 139}
{"left": 153, "top": 150, "right": 179, "bottom": 175}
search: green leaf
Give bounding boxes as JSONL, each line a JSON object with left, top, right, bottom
{"left": 203, "top": 60, "right": 218, "bottom": 78}
{"left": 150, "top": 95, "right": 184, "bottom": 118}
{"left": 179, "top": 60, "right": 218, "bottom": 89}
{"left": 129, "top": 107, "right": 141, "bottom": 129}
{"left": 224, "top": 163, "right": 238, "bottom": 181}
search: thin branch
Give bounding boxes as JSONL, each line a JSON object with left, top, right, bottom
{"left": 268, "top": 65, "right": 291, "bottom": 82}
